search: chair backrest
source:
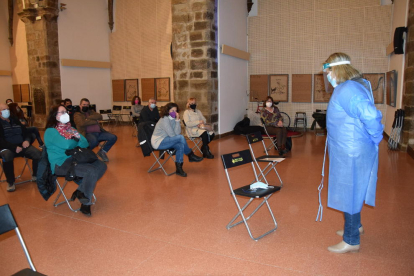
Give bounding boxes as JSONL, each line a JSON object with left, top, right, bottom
{"left": 221, "top": 149, "right": 253, "bottom": 170}
{"left": 246, "top": 131, "right": 264, "bottom": 144}
{"left": 113, "top": 105, "right": 122, "bottom": 111}
{"left": 122, "top": 106, "right": 131, "bottom": 110}
{"left": 99, "top": 110, "right": 107, "bottom": 114}
{"left": 0, "top": 204, "right": 17, "bottom": 235}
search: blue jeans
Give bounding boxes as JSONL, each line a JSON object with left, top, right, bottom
{"left": 86, "top": 131, "right": 117, "bottom": 152}
{"left": 343, "top": 212, "right": 362, "bottom": 245}
{"left": 157, "top": 135, "right": 191, "bottom": 163}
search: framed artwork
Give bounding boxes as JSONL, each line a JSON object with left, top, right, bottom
{"left": 141, "top": 78, "right": 155, "bottom": 102}
{"left": 269, "top": 74, "right": 288, "bottom": 102}
{"left": 155, "top": 78, "right": 170, "bottom": 102}
{"left": 112, "top": 79, "right": 125, "bottom": 102}
{"left": 292, "top": 74, "right": 312, "bottom": 103}
{"left": 125, "top": 79, "right": 138, "bottom": 101}
{"left": 363, "top": 73, "right": 385, "bottom": 104}
{"left": 249, "top": 75, "right": 268, "bottom": 102}
{"left": 21, "top": 84, "right": 30, "bottom": 102}
{"left": 12, "top": 84, "right": 21, "bottom": 102}
{"left": 313, "top": 74, "right": 332, "bottom": 103}
{"left": 386, "top": 70, "right": 397, "bottom": 107}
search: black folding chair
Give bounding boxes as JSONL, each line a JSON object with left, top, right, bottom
{"left": 246, "top": 132, "right": 284, "bottom": 187}
{"left": 222, "top": 149, "right": 281, "bottom": 241}
{"left": 0, "top": 204, "right": 46, "bottom": 275}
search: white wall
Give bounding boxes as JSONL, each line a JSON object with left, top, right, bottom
{"left": 385, "top": 0, "right": 409, "bottom": 135}
{"left": 218, "top": 0, "right": 249, "bottom": 134}
{"left": 0, "top": 0, "right": 14, "bottom": 103}
{"left": 58, "top": 0, "right": 112, "bottom": 110}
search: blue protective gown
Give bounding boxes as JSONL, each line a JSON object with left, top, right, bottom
{"left": 326, "top": 78, "right": 383, "bottom": 215}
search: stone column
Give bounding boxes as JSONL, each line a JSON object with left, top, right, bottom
{"left": 17, "top": 0, "right": 61, "bottom": 128}
{"left": 171, "top": 0, "right": 218, "bottom": 131}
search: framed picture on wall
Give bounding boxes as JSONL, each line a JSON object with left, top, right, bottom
{"left": 249, "top": 75, "right": 268, "bottom": 102}
{"left": 155, "top": 77, "right": 170, "bottom": 102}
{"left": 363, "top": 73, "right": 385, "bottom": 104}
{"left": 269, "top": 74, "right": 288, "bottom": 102}
{"left": 292, "top": 74, "right": 312, "bottom": 103}
{"left": 386, "top": 70, "right": 397, "bottom": 107}
{"left": 21, "top": 84, "right": 31, "bottom": 102}
{"left": 12, "top": 84, "right": 21, "bottom": 102}
{"left": 141, "top": 78, "right": 155, "bottom": 102}
{"left": 112, "top": 79, "right": 125, "bottom": 102}
{"left": 125, "top": 79, "right": 138, "bottom": 101}
{"left": 313, "top": 74, "right": 332, "bottom": 103}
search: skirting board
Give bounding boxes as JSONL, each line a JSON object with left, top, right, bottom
{"left": 61, "top": 59, "right": 111, "bottom": 69}
{"left": 221, "top": 44, "right": 250, "bottom": 61}
{"left": 0, "top": 70, "right": 12, "bottom": 76}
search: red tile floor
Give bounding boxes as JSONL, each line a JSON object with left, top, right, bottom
{"left": 1, "top": 125, "right": 413, "bottom": 275}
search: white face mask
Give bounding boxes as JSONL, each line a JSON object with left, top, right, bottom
{"left": 59, "top": 113, "right": 70, "bottom": 124}
{"left": 150, "top": 103, "right": 156, "bottom": 109}
{"left": 266, "top": 102, "right": 273, "bottom": 108}
{"left": 1, "top": 109, "right": 10, "bottom": 119}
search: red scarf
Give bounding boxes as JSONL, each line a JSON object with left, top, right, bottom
{"left": 55, "top": 122, "right": 81, "bottom": 140}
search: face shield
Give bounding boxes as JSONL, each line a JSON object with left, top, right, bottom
{"left": 322, "top": 60, "right": 351, "bottom": 93}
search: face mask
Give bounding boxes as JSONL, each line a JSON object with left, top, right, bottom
{"left": 59, "top": 113, "right": 70, "bottom": 124}
{"left": 150, "top": 103, "right": 156, "bottom": 109}
{"left": 1, "top": 109, "right": 10, "bottom": 119}
{"left": 66, "top": 105, "right": 73, "bottom": 110}
{"left": 327, "top": 73, "right": 337, "bottom": 88}
{"left": 81, "top": 106, "right": 89, "bottom": 112}
{"left": 266, "top": 102, "right": 273, "bottom": 108}
{"left": 189, "top": 104, "right": 197, "bottom": 110}
{"left": 169, "top": 111, "right": 176, "bottom": 118}
{"left": 135, "top": 100, "right": 139, "bottom": 105}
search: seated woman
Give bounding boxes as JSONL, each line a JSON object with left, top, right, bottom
{"left": 8, "top": 103, "right": 44, "bottom": 148}
{"left": 131, "top": 96, "right": 144, "bottom": 126}
{"left": 260, "top": 96, "right": 288, "bottom": 156}
{"left": 44, "top": 105, "right": 107, "bottom": 216}
{"left": 183, "top": 98, "right": 215, "bottom": 159}
{"left": 151, "top": 102, "right": 203, "bottom": 177}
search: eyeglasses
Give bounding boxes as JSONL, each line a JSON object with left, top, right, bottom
{"left": 57, "top": 111, "right": 67, "bottom": 115}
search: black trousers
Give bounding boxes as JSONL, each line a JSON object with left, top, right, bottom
{"left": 0, "top": 146, "right": 41, "bottom": 184}
{"left": 200, "top": 132, "right": 215, "bottom": 147}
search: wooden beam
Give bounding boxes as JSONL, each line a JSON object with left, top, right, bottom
{"left": 221, "top": 44, "right": 250, "bottom": 61}
{"left": 61, "top": 59, "right": 111, "bottom": 68}
{"left": 0, "top": 70, "right": 12, "bottom": 76}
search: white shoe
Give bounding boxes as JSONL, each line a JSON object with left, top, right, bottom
{"left": 7, "top": 183, "right": 16, "bottom": 192}
{"left": 336, "top": 226, "right": 364, "bottom": 236}
{"left": 328, "top": 241, "right": 360, "bottom": 253}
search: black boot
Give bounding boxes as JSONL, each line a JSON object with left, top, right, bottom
{"left": 175, "top": 162, "right": 187, "bottom": 177}
{"left": 80, "top": 204, "right": 91, "bottom": 216}
{"left": 71, "top": 190, "right": 90, "bottom": 204}
{"left": 187, "top": 150, "right": 203, "bottom": 162}
{"left": 202, "top": 145, "right": 214, "bottom": 159}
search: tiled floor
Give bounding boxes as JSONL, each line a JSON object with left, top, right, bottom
{"left": 1, "top": 125, "right": 413, "bottom": 275}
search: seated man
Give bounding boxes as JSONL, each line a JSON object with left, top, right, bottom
{"left": 0, "top": 103, "right": 41, "bottom": 192}
{"left": 74, "top": 98, "right": 117, "bottom": 162}
{"left": 64, "top": 98, "right": 76, "bottom": 128}
{"left": 140, "top": 98, "right": 160, "bottom": 124}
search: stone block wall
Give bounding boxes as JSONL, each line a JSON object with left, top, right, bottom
{"left": 172, "top": 0, "right": 218, "bottom": 130}
{"left": 403, "top": 0, "right": 414, "bottom": 151}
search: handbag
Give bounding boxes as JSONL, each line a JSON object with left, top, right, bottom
{"left": 65, "top": 146, "right": 98, "bottom": 164}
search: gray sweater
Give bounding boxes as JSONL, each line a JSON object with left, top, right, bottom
{"left": 151, "top": 116, "right": 181, "bottom": 149}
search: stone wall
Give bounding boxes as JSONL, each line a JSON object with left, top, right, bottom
{"left": 402, "top": 0, "right": 414, "bottom": 151}
{"left": 17, "top": 0, "right": 61, "bottom": 127}
{"left": 171, "top": 0, "right": 218, "bottom": 130}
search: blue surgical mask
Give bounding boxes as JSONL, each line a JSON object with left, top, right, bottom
{"left": 150, "top": 103, "right": 156, "bottom": 109}
{"left": 327, "top": 73, "right": 337, "bottom": 88}
{"left": 1, "top": 109, "right": 10, "bottom": 119}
